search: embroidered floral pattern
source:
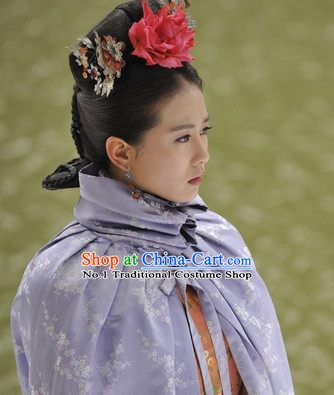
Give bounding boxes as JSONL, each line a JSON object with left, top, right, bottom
{"left": 131, "top": 279, "right": 171, "bottom": 324}
{"left": 52, "top": 260, "right": 83, "bottom": 298}
{"left": 185, "top": 287, "right": 223, "bottom": 394}
{"left": 82, "top": 301, "right": 105, "bottom": 337}
{"left": 137, "top": 329, "right": 193, "bottom": 392}
{"left": 99, "top": 340, "right": 132, "bottom": 383}
{"left": 41, "top": 303, "right": 93, "bottom": 394}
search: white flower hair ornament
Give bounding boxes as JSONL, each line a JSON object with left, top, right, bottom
{"left": 68, "top": 31, "right": 126, "bottom": 97}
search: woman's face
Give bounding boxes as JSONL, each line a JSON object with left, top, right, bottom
{"left": 130, "top": 82, "right": 210, "bottom": 203}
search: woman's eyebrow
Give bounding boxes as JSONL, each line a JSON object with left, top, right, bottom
{"left": 169, "top": 115, "right": 210, "bottom": 132}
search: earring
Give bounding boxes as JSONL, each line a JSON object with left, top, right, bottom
{"left": 125, "top": 171, "right": 140, "bottom": 199}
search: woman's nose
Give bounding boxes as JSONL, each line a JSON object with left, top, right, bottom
{"left": 194, "top": 138, "right": 210, "bottom": 165}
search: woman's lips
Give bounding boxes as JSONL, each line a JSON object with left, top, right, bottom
{"left": 188, "top": 172, "right": 204, "bottom": 185}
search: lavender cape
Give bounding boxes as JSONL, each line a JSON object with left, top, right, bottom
{"left": 11, "top": 164, "right": 294, "bottom": 394}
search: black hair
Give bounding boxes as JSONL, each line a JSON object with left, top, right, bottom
{"left": 42, "top": 0, "right": 203, "bottom": 190}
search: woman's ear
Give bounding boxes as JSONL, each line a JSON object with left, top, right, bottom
{"left": 105, "top": 136, "right": 135, "bottom": 172}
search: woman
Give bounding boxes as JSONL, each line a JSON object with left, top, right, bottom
{"left": 11, "top": 0, "right": 294, "bottom": 393}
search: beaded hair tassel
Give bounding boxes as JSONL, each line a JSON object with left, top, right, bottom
{"left": 125, "top": 172, "right": 140, "bottom": 199}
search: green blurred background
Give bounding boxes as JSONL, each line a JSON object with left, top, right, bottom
{"left": 1, "top": 0, "right": 333, "bottom": 393}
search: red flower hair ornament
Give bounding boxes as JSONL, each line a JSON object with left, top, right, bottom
{"left": 129, "top": 0, "right": 196, "bottom": 68}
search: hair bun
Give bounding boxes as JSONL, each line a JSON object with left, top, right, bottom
{"left": 42, "top": 157, "right": 89, "bottom": 190}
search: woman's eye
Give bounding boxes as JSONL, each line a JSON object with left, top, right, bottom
{"left": 176, "top": 127, "right": 212, "bottom": 143}
{"left": 176, "top": 134, "right": 191, "bottom": 143}
{"left": 201, "top": 126, "right": 212, "bottom": 135}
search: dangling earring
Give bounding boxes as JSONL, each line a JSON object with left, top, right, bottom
{"left": 125, "top": 171, "right": 140, "bottom": 199}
